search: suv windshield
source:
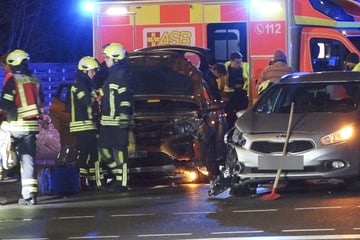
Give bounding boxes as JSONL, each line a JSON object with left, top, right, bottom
{"left": 255, "top": 82, "right": 360, "bottom": 114}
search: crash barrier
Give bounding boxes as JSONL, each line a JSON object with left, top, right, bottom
{"left": 0, "top": 63, "right": 77, "bottom": 107}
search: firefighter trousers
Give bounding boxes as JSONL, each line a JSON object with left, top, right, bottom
{"left": 98, "top": 147, "right": 128, "bottom": 187}
{"left": 13, "top": 133, "right": 37, "bottom": 199}
{"left": 74, "top": 130, "right": 103, "bottom": 187}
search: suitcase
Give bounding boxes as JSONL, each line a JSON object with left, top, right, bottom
{"left": 39, "top": 165, "right": 80, "bottom": 195}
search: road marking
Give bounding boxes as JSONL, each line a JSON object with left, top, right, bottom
{"left": 68, "top": 236, "right": 120, "bottom": 239}
{"left": 184, "top": 234, "right": 360, "bottom": 239}
{"left": 137, "top": 233, "right": 192, "bottom": 237}
{"left": 282, "top": 228, "right": 335, "bottom": 232}
{"left": 111, "top": 213, "right": 155, "bottom": 217}
{"left": 211, "top": 230, "right": 264, "bottom": 234}
{"left": 232, "top": 209, "right": 278, "bottom": 213}
{"left": 172, "top": 211, "right": 216, "bottom": 215}
{"left": 2, "top": 239, "right": 48, "bottom": 240}
{"left": 57, "top": 215, "right": 95, "bottom": 220}
{"left": 294, "top": 206, "right": 342, "bottom": 210}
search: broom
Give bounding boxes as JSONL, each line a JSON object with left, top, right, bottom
{"left": 260, "top": 102, "right": 294, "bottom": 200}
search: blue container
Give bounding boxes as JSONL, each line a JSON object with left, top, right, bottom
{"left": 39, "top": 165, "right": 80, "bottom": 195}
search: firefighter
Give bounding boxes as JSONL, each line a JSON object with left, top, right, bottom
{"left": 70, "top": 56, "right": 103, "bottom": 191}
{"left": 98, "top": 43, "right": 133, "bottom": 192}
{"left": 344, "top": 52, "right": 360, "bottom": 71}
{"left": 221, "top": 52, "right": 249, "bottom": 127}
{"left": 0, "top": 49, "right": 44, "bottom": 205}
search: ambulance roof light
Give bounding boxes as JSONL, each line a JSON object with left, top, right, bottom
{"left": 250, "top": 0, "right": 282, "bottom": 14}
{"left": 82, "top": 1, "right": 95, "bottom": 13}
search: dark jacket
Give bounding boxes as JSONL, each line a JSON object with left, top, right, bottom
{"left": 69, "top": 71, "right": 97, "bottom": 132}
{"left": 98, "top": 62, "right": 133, "bottom": 148}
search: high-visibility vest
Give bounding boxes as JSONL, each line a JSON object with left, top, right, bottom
{"left": 14, "top": 74, "right": 42, "bottom": 120}
{"left": 221, "top": 61, "right": 250, "bottom": 94}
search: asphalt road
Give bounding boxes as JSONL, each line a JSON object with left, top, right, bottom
{"left": 1, "top": 179, "right": 360, "bottom": 240}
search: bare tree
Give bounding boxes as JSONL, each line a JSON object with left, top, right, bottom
{"left": 0, "top": 0, "right": 92, "bottom": 62}
{"left": 0, "top": 0, "right": 44, "bottom": 53}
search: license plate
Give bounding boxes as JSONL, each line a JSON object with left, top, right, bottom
{"left": 128, "top": 150, "right": 147, "bottom": 158}
{"left": 258, "top": 155, "right": 304, "bottom": 170}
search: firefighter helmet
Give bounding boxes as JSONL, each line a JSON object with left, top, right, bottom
{"left": 6, "top": 49, "right": 30, "bottom": 66}
{"left": 257, "top": 80, "right": 272, "bottom": 95}
{"left": 78, "top": 56, "right": 99, "bottom": 71}
{"left": 103, "top": 43, "right": 126, "bottom": 60}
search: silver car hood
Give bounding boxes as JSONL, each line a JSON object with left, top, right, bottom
{"left": 235, "top": 110, "right": 359, "bottom": 134}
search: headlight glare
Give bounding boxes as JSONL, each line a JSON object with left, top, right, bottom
{"left": 320, "top": 126, "right": 354, "bottom": 145}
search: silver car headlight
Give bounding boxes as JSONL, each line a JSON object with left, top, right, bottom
{"left": 224, "top": 128, "right": 246, "bottom": 146}
{"left": 320, "top": 125, "right": 354, "bottom": 145}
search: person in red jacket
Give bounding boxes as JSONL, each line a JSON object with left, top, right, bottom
{"left": 0, "top": 49, "right": 44, "bottom": 205}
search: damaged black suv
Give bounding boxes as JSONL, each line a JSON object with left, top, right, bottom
{"left": 50, "top": 46, "right": 228, "bottom": 183}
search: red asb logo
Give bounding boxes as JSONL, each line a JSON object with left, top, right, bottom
{"left": 146, "top": 32, "right": 161, "bottom": 47}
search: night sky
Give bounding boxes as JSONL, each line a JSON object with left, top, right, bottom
{"left": 0, "top": 0, "right": 93, "bottom": 63}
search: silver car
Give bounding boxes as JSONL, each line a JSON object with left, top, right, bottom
{"left": 214, "top": 71, "right": 360, "bottom": 195}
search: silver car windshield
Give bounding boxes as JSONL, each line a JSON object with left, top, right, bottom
{"left": 255, "top": 82, "right": 360, "bottom": 114}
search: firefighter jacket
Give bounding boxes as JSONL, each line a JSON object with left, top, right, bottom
{"left": 100, "top": 63, "right": 133, "bottom": 129}
{"left": 352, "top": 62, "right": 360, "bottom": 71}
{"left": 0, "top": 73, "right": 43, "bottom": 134}
{"left": 220, "top": 61, "right": 249, "bottom": 95}
{"left": 69, "top": 72, "right": 97, "bottom": 132}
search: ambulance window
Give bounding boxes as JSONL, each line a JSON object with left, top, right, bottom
{"left": 348, "top": 36, "right": 360, "bottom": 52}
{"left": 207, "top": 23, "right": 247, "bottom": 63}
{"left": 310, "top": 38, "right": 346, "bottom": 72}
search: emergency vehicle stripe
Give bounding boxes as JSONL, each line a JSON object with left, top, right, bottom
{"left": 125, "top": 2, "right": 249, "bottom": 25}
{"left": 160, "top": 5, "right": 189, "bottom": 23}
{"left": 130, "top": 5, "right": 160, "bottom": 25}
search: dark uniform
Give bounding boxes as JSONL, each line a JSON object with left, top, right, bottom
{"left": 224, "top": 65, "right": 249, "bottom": 127}
{"left": 0, "top": 49, "right": 43, "bottom": 205}
{"left": 98, "top": 61, "right": 133, "bottom": 191}
{"left": 70, "top": 71, "right": 103, "bottom": 189}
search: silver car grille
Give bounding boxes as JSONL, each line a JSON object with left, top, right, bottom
{"left": 250, "top": 140, "right": 314, "bottom": 154}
